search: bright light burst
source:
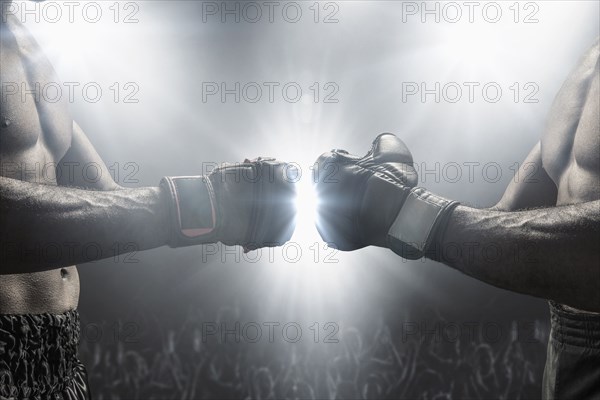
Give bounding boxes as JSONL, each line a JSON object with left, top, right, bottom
{"left": 18, "top": 0, "right": 599, "bottom": 319}
{"left": 293, "top": 169, "right": 318, "bottom": 241}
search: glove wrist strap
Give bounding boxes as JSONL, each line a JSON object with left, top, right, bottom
{"left": 387, "top": 187, "right": 459, "bottom": 260}
{"left": 160, "top": 176, "right": 219, "bottom": 248}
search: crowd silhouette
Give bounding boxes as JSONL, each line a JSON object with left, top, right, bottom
{"left": 79, "top": 306, "right": 548, "bottom": 400}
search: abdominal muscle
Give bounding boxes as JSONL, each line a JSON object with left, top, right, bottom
{"left": 0, "top": 266, "right": 80, "bottom": 315}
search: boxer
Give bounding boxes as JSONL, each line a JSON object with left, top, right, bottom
{"left": 314, "top": 38, "right": 600, "bottom": 399}
{"left": 0, "top": 2, "right": 296, "bottom": 397}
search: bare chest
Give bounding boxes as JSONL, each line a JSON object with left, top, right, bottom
{"left": 541, "top": 50, "right": 599, "bottom": 205}
{"left": 0, "top": 20, "right": 72, "bottom": 182}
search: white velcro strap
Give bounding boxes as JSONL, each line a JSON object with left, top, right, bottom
{"left": 387, "top": 187, "right": 458, "bottom": 259}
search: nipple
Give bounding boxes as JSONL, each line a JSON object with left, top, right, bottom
{"left": 1, "top": 118, "right": 9, "bottom": 128}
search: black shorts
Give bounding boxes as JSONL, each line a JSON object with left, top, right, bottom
{"left": 0, "top": 310, "right": 91, "bottom": 399}
{"left": 542, "top": 301, "right": 600, "bottom": 399}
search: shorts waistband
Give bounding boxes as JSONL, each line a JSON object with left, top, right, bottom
{"left": 0, "top": 309, "right": 81, "bottom": 398}
{"left": 548, "top": 301, "right": 600, "bottom": 349}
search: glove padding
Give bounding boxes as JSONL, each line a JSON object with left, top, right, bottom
{"left": 314, "top": 133, "right": 418, "bottom": 250}
{"left": 314, "top": 133, "right": 459, "bottom": 259}
{"left": 161, "top": 158, "right": 297, "bottom": 250}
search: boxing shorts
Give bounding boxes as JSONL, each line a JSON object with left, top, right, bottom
{"left": 0, "top": 310, "right": 91, "bottom": 399}
{"left": 542, "top": 301, "right": 600, "bottom": 399}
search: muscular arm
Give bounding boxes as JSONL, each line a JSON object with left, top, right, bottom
{"left": 0, "top": 176, "right": 170, "bottom": 274}
{"left": 440, "top": 201, "right": 600, "bottom": 312}
{"left": 435, "top": 143, "right": 599, "bottom": 312}
{"left": 0, "top": 121, "right": 169, "bottom": 273}
{"left": 433, "top": 41, "right": 600, "bottom": 311}
{"left": 493, "top": 142, "right": 557, "bottom": 211}
{"left": 56, "top": 121, "right": 124, "bottom": 191}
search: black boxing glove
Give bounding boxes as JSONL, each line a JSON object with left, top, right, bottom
{"left": 161, "top": 158, "right": 297, "bottom": 250}
{"left": 314, "top": 133, "right": 459, "bottom": 259}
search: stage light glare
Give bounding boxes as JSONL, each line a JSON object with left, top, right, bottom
{"left": 294, "top": 175, "right": 318, "bottom": 231}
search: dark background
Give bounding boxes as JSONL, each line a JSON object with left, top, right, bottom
{"left": 22, "top": 1, "right": 600, "bottom": 398}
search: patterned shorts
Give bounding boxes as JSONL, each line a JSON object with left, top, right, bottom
{"left": 0, "top": 310, "right": 91, "bottom": 399}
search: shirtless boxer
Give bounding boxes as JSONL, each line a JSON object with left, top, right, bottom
{"left": 0, "top": 1, "right": 296, "bottom": 398}
{"left": 315, "top": 38, "right": 600, "bottom": 399}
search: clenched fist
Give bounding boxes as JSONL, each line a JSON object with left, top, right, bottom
{"left": 314, "top": 133, "right": 458, "bottom": 259}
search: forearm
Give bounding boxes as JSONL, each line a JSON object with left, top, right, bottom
{"left": 0, "top": 176, "right": 170, "bottom": 273}
{"left": 437, "top": 201, "right": 600, "bottom": 311}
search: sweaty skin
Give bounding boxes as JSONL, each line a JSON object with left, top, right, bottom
{"left": 1, "top": 9, "right": 79, "bottom": 314}
{"left": 0, "top": 1, "right": 598, "bottom": 316}
{"left": 441, "top": 38, "right": 600, "bottom": 313}
{"left": 0, "top": 7, "right": 168, "bottom": 314}
{"left": 0, "top": 4, "right": 294, "bottom": 316}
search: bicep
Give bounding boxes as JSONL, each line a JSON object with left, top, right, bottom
{"left": 494, "top": 142, "right": 557, "bottom": 211}
{"left": 57, "top": 121, "right": 122, "bottom": 191}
